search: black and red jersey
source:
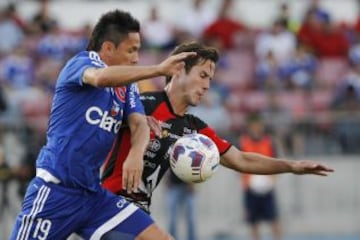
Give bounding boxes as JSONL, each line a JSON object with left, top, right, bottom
{"left": 102, "top": 91, "right": 232, "bottom": 212}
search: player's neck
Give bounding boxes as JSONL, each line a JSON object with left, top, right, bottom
{"left": 165, "top": 88, "right": 188, "bottom": 116}
{"left": 98, "top": 51, "right": 109, "bottom": 65}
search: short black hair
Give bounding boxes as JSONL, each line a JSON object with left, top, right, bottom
{"left": 246, "top": 112, "right": 262, "bottom": 124}
{"left": 165, "top": 41, "right": 220, "bottom": 84}
{"left": 87, "top": 9, "right": 140, "bottom": 51}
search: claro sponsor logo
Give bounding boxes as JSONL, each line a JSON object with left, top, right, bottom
{"left": 85, "top": 106, "right": 122, "bottom": 133}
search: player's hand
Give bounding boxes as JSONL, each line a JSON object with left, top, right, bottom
{"left": 146, "top": 116, "right": 162, "bottom": 138}
{"left": 158, "top": 52, "right": 196, "bottom": 77}
{"left": 122, "top": 153, "right": 143, "bottom": 194}
{"left": 291, "top": 160, "right": 334, "bottom": 176}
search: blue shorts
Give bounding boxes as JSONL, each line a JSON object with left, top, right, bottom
{"left": 10, "top": 177, "right": 154, "bottom": 240}
{"left": 243, "top": 189, "right": 278, "bottom": 224}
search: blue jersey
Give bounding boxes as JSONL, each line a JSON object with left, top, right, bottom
{"left": 10, "top": 51, "right": 154, "bottom": 240}
{"left": 36, "top": 51, "right": 144, "bottom": 192}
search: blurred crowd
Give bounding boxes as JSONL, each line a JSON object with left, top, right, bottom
{"left": 1, "top": 0, "right": 360, "bottom": 210}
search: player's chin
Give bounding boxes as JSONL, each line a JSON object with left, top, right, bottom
{"left": 189, "top": 101, "right": 199, "bottom": 107}
{"left": 190, "top": 97, "right": 201, "bottom": 106}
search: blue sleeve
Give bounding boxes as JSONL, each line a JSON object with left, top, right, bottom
{"left": 58, "top": 51, "right": 105, "bottom": 87}
{"left": 123, "top": 83, "right": 145, "bottom": 119}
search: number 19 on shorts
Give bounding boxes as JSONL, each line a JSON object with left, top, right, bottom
{"left": 33, "top": 218, "right": 52, "bottom": 240}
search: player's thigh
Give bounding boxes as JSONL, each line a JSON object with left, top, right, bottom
{"left": 10, "top": 178, "right": 84, "bottom": 239}
{"left": 135, "top": 223, "right": 174, "bottom": 240}
{"left": 80, "top": 189, "right": 154, "bottom": 239}
{"left": 101, "top": 224, "right": 173, "bottom": 240}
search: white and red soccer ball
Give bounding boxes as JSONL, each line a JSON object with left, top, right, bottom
{"left": 169, "top": 133, "right": 220, "bottom": 183}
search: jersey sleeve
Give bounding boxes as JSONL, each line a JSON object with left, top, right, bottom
{"left": 123, "top": 83, "right": 145, "bottom": 118}
{"left": 139, "top": 91, "right": 159, "bottom": 115}
{"left": 59, "top": 51, "right": 105, "bottom": 87}
{"left": 189, "top": 115, "right": 232, "bottom": 155}
{"left": 199, "top": 127, "right": 232, "bottom": 155}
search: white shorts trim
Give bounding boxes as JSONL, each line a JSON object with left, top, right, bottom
{"left": 16, "top": 185, "right": 51, "bottom": 240}
{"left": 36, "top": 168, "right": 61, "bottom": 184}
{"left": 89, "top": 203, "right": 139, "bottom": 240}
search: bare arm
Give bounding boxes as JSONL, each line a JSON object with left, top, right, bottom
{"left": 83, "top": 52, "right": 195, "bottom": 87}
{"left": 220, "top": 146, "right": 334, "bottom": 176}
{"left": 83, "top": 65, "right": 162, "bottom": 87}
{"left": 122, "top": 113, "right": 150, "bottom": 193}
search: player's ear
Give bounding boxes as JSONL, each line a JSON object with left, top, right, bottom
{"left": 173, "top": 67, "right": 185, "bottom": 80}
{"left": 102, "top": 41, "right": 116, "bottom": 54}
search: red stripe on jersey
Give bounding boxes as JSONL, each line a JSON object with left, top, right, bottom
{"left": 152, "top": 102, "right": 175, "bottom": 121}
{"left": 198, "top": 127, "right": 232, "bottom": 155}
{"left": 102, "top": 129, "right": 131, "bottom": 194}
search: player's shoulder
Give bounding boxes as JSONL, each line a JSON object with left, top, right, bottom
{"left": 184, "top": 113, "right": 207, "bottom": 128}
{"left": 67, "top": 51, "right": 105, "bottom": 67}
{"left": 67, "top": 51, "right": 89, "bottom": 62}
{"left": 140, "top": 91, "right": 166, "bottom": 105}
{"left": 140, "top": 91, "right": 167, "bottom": 114}
{"left": 140, "top": 91, "right": 163, "bottom": 99}
{"left": 62, "top": 51, "right": 88, "bottom": 69}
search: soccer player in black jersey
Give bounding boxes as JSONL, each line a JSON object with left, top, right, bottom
{"left": 102, "top": 41, "right": 334, "bottom": 213}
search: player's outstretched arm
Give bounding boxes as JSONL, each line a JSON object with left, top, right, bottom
{"left": 220, "top": 146, "right": 334, "bottom": 176}
{"left": 290, "top": 160, "right": 334, "bottom": 176}
{"left": 83, "top": 52, "right": 196, "bottom": 87}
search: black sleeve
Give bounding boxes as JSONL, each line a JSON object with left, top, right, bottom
{"left": 140, "top": 91, "right": 163, "bottom": 115}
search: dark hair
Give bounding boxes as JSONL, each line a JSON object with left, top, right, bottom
{"left": 246, "top": 111, "right": 262, "bottom": 124}
{"left": 165, "top": 41, "right": 220, "bottom": 84}
{"left": 87, "top": 9, "right": 140, "bottom": 51}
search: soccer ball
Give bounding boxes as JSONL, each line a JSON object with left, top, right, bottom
{"left": 169, "top": 133, "right": 220, "bottom": 183}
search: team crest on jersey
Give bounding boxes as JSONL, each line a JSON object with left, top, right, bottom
{"left": 162, "top": 129, "right": 169, "bottom": 138}
{"left": 111, "top": 101, "right": 121, "bottom": 116}
{"left": 114, "top": 87, "right": 126, "bottom": 103}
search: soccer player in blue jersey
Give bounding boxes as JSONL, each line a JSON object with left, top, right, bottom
{"left": 9, "top": 9, "right": 194, "bottom": 240}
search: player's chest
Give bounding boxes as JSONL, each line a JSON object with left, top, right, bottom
{"left": 145, "top": 118, "right": 198, "bottom": 162}
{"left": 100, "top": 87, "right": 127, "bottom": 117}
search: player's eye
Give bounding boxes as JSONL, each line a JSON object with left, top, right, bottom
{"left": 128, "top": 47, "right": 138, "bottom": 54}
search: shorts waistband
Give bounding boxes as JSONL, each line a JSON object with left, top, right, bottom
{"left": 36, "top": 168, "right": 61, "bottom": 184}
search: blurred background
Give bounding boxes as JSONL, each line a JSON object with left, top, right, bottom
{"left": 0, "top": 0, "right": 359, "bottom": 239}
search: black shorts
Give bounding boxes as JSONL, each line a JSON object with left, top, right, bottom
{"left": 243, "top": 189, "right": 278, "bottom": 224}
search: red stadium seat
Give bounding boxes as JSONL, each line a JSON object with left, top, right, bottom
{"left": 239, "top": 90, "right": 268, "bottom": 112}
{"left": 229, "top": 110, "right": 246, "bottom": 131}
{"left": 225, "top": 90, "right": 243, "bottom": 111}
{"left": 309, "top": 89, "right": 333, "bottom": 112}
{"left": 308, "top": 90, "right": 334, "bottom": 130}
{"left": 315, "top": 58, "right": 349, "bottom": 89}
{"left": 218, "top": 50, "right": 255, "bottom": 90}
{"left": 277, "top": 91, "right": 307, "bottom": 120}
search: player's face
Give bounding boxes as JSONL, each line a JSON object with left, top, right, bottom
{"left": 183, "top": 59, "right": 215, "bottom": 106}
{"left": 108, "top": 32, "right": 141, "bottom": 66}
